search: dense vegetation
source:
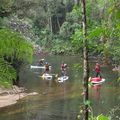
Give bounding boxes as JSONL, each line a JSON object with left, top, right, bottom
{"left": 0, "top": 28, "right": 33, "bottom": 87}
{"left": 0, "top": 0, "right": 120, "bottom": 119}
{"left": 0, "top": 0, "right": 119, "bottom": 87}
{"left": 1, "top": 0, "right": 119, "bottom": 61}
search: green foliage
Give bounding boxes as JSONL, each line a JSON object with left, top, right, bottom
{"left": 38, "top": 29, "right": 51, "bottom": 47}
{"left": 109, "top": 23, "right": 120, "bottom": 63}
{"left": 77, "top": 103, "right": 109, "bottom": 120}
{"left": 0, "top": 28, "right": 33, "bottom": 63}
{"left": 0, "top": 58, "right": 16, "bottom": 88}
{"left": 96, "top": 114, "right": 108, "bottom": 120}
{"left": 60, "top": 6, "right": 81, "bottom": 40}
{"left": 38, "top": 28, "right": 74, "bottom": 55}
{"left": 59, "top": 21, "right": 71, "bottom": 39}
{"left": 71, "top": 29, "right": 83, "bottom": 52}
{"left": 84, "top": 100, "right": 91, "bottom": 106}
{"left": 0, "top": 0, "right": 15, "bottom": 18}
{"left": 88, "top": 27, "right": 103, "bottom": 39}
{"left": 0, "top": 0, "right": 120, "bottom": 62}
{"left": 51, "top": 38, "right": 74, "bottom": 55}
{"left": 66, "top": 6, "right": 81, "bottom": 23}
{"left": 0, "top": 28, "right": 33, "bottom": 87}
{"left": 60, "top": 21, "right": 80, "bottom": 39}
{"left": 117, "top": 77, "right": 120, "bottom": 82}
{"left": 71, "top": 26, "right": 103, "bottom": 53}
{"left": 0, "top": 0, "right": 15, "bottom": 11}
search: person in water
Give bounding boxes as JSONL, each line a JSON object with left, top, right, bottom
{"left": 44, "top": 62, "right": 50, "bottom": 74}
{"left": 61, "top": 62, "right": 67, "bottom": 76}
{"left": 95, "top": 62, "right": 101, "bottom": 78}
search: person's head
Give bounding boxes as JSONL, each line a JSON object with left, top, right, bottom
{"left": 96, "top": 62, "right": 99, "bottom": 66}
{"left": 45, "top": 62, "right": 48, "bottom": 65}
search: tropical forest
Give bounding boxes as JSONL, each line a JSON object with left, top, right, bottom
{"left": 0, "top": 0, "right": 120, "bottom": 120}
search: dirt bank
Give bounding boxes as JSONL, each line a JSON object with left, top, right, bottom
{"left": 0, "top": 85, "right": 38, "bottom": 108}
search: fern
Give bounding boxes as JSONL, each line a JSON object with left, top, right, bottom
{"left": 0, "top": 58, "right": 16, "bottom": 88}
{"left": 0, "top": 28, "right": 33, "bottom": 63}
{"left": 0, "top": 28, "right": 33, "bottom": 87}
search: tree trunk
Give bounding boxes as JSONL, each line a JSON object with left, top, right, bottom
{"left": 56, "top": 16, "right": 60, "bottom": 31}
{"left": 49, "top": 16, "right": 52, "bottom": 33}
{"left": 12, "top": 61, "right": 21, "bottom": 86}
{"left": 81, "top": 0, "right": 89, "bottom": 120}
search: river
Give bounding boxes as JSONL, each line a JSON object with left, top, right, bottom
{"left": 0, "top": 55, "right": 120, "bottom": 120}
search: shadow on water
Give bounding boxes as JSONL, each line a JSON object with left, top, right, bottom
{"left": 0, "top": 55, "right": 120, "bottom": 120}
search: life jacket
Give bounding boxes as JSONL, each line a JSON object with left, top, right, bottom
{"left": 45, "top": 64, "right": 49, "bottom": 71}
{"left": 95, "top": 65, "right": 101, "bottom": 73}
{"left": 61, "top": 64, "right": 66, "bottom": 71}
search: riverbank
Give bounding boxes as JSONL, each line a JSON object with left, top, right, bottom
{"left": 0, "top": 85, "right": 38, "bottom": 108}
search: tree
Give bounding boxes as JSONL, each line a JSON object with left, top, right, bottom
{"left": 81, "top": 0, "right": 89, "bottom": 120}
{"left": 0, "top": 0, "right": 14, "bottom": 17}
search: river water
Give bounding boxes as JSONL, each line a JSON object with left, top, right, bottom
{"left": 0, "top": 55, "right": 120, "bottom": 120}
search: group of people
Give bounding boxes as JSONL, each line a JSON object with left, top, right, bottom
{"left": 38, "top": 59, "right": 68, "bottom": 76}
{"left": 38, "top": 58, "right": 102, "bottom": 78}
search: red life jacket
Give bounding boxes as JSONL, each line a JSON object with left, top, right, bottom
{"left": 61, "top": 64, "right": 66, "bottom": 71}
{"left": 95, "top": 65, "right": 101, "bottom": 73}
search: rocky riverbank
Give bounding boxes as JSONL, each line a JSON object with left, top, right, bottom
{"left": 0, "top": 85, "right": 38, "bottom": 108}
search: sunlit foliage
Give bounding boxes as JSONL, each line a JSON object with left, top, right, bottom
{"left": 0, "top": 28, "right": 33, "bottom": 87}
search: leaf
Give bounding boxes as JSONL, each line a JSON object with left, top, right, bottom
{"left": 0, "top": 58, "right": 16, "bottom": 87}
{"left": 0, "top": 28, "right": 33, "bottom": 63}
{"left": 97, "top": 114, "right": 109, "bottom": 120}
{"left": 84, "top": 100, "right": 91, "bottom": 106}
{"left": 88, "top": 27, "right": 103, "bottom": 39}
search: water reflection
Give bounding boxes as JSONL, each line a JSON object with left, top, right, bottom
{"left": 91, "top": 84, "right": 101, "bottom": 101}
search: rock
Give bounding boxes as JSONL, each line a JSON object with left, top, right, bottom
{"left": 0, "top": 86, "right": 38, "bottom": 108}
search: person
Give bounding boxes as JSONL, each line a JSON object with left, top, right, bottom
{"left": 44, "top": 62, "right": 50, "bottom": 74}
{"left": 61, "top": 62, "right": 67, "bottom": 76}
{"left": 95, "top": 62, "right": 101, "bottom": 78}
{"left": 38, "top": 59, "right": 44, "bottom": 66}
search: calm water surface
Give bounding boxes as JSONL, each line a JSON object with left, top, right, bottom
{"left": 0, "top": 55, "right": 119, "bottom": 120}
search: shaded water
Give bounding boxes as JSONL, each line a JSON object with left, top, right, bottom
{"left": 0, "top": 55, "right": 120, "bottom": 120}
